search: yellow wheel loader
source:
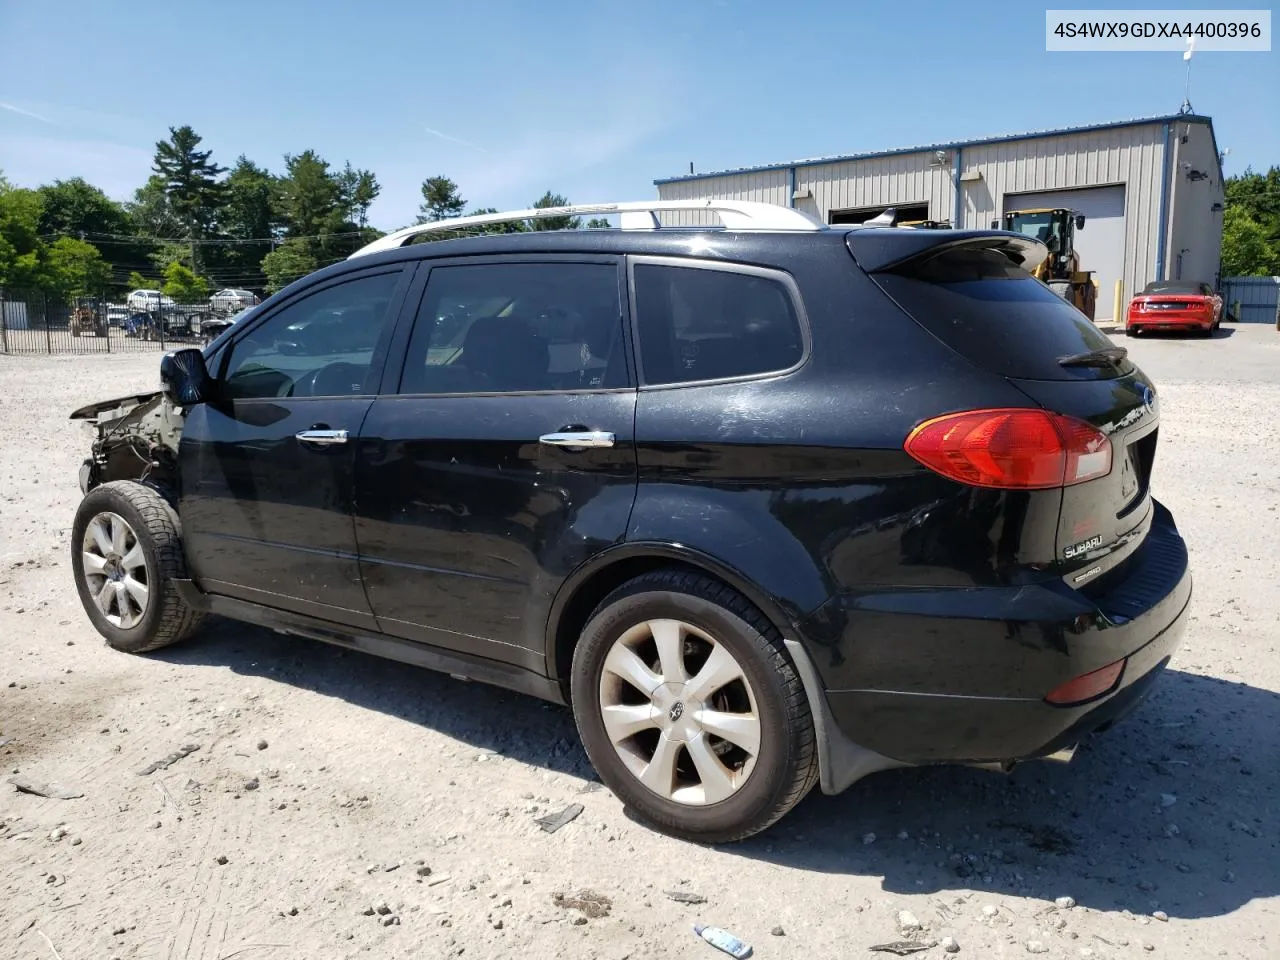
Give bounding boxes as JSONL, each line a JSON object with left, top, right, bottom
{"left": 995, "top": 208, "right": 1097, "bottom": 321}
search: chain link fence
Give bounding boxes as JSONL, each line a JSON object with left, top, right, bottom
{"left": 0, "top": 289, "right": 228, "bottom": 355}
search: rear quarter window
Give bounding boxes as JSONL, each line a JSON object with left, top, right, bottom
{"left": 632, "top": 261, "right": 804, "bottom": 385}
{"left": 872, "top": 248, "right": 1130, "bottom": 381}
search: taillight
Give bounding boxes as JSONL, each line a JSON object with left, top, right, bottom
{"left": 1131, "top": 300, "right": 1146, "bottom": 313}
{"left": 904, "top": 409, "right": 1112, "bottom": 490}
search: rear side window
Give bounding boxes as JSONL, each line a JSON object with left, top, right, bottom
{"left": 873, "top": 248, "right": 1130, "bottom": 381}
{"left": 399, "top": 261, "right": 627, "bottom": 394}
{"left": 633, "top": 262, "right": 804, "bottom": 385}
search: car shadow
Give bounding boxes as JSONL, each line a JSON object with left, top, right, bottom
{"left": 153, "top": 616, "right": 592, "bottom": 779}
{"left": 1135, "top": 328, "right": 1236, "bottom": 340}
{"left": 1097, "top": 324, "right": 1236, "bottom": 340}
{"left": 155, "top": 620, "right": 1277, "bottom": 920}
{"left": 732, "top": 668, "right": 1278, "bottom": 922}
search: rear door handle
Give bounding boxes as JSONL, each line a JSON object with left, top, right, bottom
{"left": 296, "top": 429, "right": 349, "bottom": 446}
{"left": 538, "top": 431, "right": 615, "bottom": 449}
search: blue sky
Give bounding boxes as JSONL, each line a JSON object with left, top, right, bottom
{"left": 1, "top": 0, "right": 1276, "bottom": 231}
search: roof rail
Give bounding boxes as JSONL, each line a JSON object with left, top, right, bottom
{"left": 348, "top": 199, "right": 826, "bottom": 259}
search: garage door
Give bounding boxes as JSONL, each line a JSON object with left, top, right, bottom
{"left": 1004, "top": 186, "right": 1126, "bottom": 320}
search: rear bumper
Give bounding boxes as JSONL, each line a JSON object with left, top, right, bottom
{"left": 1128, "top": 313, "right": 1214, "bottom": 331}
{"left": 801, "top": 500, "right": 1191, "bottom": 788}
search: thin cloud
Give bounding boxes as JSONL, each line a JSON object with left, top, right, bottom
{"left": 424, "top": 126, "right": 486, "bottom": 152}
{"left": 1, "top": 135, "right": 152, "bottom": 201}
{"left": 0, "top": 100, "right": 54, "bottom": 124}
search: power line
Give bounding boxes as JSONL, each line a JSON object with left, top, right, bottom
{"left": 41, "top": 229, "right": 372, "bottom": 245}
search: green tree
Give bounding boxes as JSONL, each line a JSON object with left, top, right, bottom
{"left": 152, "top": 125, "right": 226, "bottom": 270}
{"left": 216, "top": 156, "right": 279, "bottom": 285}
{"left": 161, "top": 260, "right": 210, "bottom": 302}
{"left": 37, "top": 178, "right": 152, "bottom": 290}
{"left": 36, "top": 178, "right": 132, "bottom": 238}
{"left": 0, "top": 184, "right": 45, "bottom": 288}
{"left": 1222, "top": 166, "right": 1280, "bottom": 276}
{"left": 352, "top": 169, "right": 381, "bottom": 228}
{"left": 44, "top": 237, "right": 111, "bottom": 298}
{"left": 530, "top": 191, "right": 580, "bottom": 231}
{"left": 261, "top": 239, "right": 319, "bottom": 293}
{"left": 417, "top": 176, "right": 466, "bottom": 223}
{"left": 1221, "top": 205, "right": 1280, "bottom": 276}
{"left": 585, "top": 217, "right": 611, "bottom": 229}
{"left": 126, "top": 174, "right": 183, "bottom": 238}
{"left": 275, "top": 149, "right": 376, "bottom": 264}
{"left": 278, "top": 150, "right": 342, "bottom": 238}
{"left": 336, "top": 162, "right": 381, "bottom": 228}
{"left": 127, "top": 270, "right": 158, "bottom": 290}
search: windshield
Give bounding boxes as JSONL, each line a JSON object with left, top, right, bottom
{"left": 1142, "top": 281, "right": 1204, "bottom": 295}
{"left": 1006, "top": 212, "right": 1065, "bottom": 253}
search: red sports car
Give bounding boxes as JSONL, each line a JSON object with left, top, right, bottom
{"left": 1126, "top": 281, "right": 1222, "bottom": 337}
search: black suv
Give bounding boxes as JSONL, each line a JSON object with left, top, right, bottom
{"left": 69, "top": 201, "right": 1191, "bottom": 842}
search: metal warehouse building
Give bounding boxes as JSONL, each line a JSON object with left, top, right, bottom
{"left": 656, "top": 114, "right": 1225, "bottom": 321}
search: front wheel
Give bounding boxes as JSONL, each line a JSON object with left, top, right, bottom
{"left": 71, "top": 481, "right": 205, "bottom": 654}
{"left": 570, "top": 570, "right": 818, "bottom": 843}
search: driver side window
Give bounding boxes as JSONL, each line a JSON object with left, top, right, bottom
{"left": 222, "top": 271, "right": 401, "bottom": 400}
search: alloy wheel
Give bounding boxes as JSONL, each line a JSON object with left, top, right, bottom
{"left": 81, "top": 512, "right": 149, "bottom": 629}
{"left": 598, "top": 618, "right": 761, "bottom": 805}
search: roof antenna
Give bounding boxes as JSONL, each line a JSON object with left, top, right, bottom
{"left": 1178, "top": 37, "right": 1195, "bottom": 114}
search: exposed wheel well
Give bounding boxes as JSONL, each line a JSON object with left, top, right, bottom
{"left": 550, "top": 555, "right": 788, "bottom": 702}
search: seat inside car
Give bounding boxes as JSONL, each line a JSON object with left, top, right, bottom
{"left": 459, "top": 314, "right": 550, "bottom": 392}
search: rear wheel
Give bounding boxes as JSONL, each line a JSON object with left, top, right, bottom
{"left": 570, "top": 570, "right": 818, "bottom": 843}
{"left": 1126, "top": 326, "right": 1139, "bottom": 337}
{"left": 71, "top": 481, "right": 205, "bottom": 654}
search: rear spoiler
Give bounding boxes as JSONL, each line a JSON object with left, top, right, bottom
{"left": 844, "top": 229, "right": 1047, "bottom": 274}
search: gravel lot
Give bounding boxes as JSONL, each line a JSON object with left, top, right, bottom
{"left": 2, "top": 324, "right": 1277, "bottom": 960}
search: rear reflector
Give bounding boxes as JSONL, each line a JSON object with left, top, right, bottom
{"left": 1045, "top": 658, "right": 1126, "bottom": 705}
{"left": 904, "top": 408, "right": 1112, "bottom": 490}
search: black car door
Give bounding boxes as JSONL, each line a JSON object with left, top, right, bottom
{"left": 179, "top": 266, "right": 412, "bottom": 629}
{"left": 353, "top": 256, "right": 638, "bottom": 670}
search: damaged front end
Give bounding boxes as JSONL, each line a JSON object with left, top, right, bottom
{"left": 70, "top": 391, "right": 186, "bottom": 499}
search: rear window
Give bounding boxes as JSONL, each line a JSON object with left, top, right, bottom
{"left": 872, "top": 247, "right": 1131, "bottom": 381}
{"left": 1141, "top": 281, "right": 1205, "bottom": 295}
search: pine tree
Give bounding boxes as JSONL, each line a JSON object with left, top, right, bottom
{"left": 152, "top": 125, "right": 226, "bottom": 271}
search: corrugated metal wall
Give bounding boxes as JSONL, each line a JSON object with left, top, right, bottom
{"left": 1221, "top": 276, "right": 1280, "bottom": 324}
{"left": 656, "top": 170, "right": 790, "bottom": 226}
{"left": 958, "top": 123, "right": 1166, "bottom": 303}
{"left": 795, "top": 152, "right": 955, "bottom": 223}
{"left": 1166, "top": 119, "right": 1225, "bottom": 287}
{"left": 656, "top": 122, "right": 1180, "bottom": 305}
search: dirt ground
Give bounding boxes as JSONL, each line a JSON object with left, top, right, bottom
{"left": 2, "top": 324, "right": 1278, "bottom": 960}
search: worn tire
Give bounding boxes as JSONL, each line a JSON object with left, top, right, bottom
{"left": 70, "top": 481, "right": 205, "bottom": 654}
{"left": 570, "top": 569, "right": 819, "bottom": 843}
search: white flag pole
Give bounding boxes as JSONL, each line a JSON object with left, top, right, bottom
{"left": 1181, "top": 37, "right": 1196, "bottom": 113}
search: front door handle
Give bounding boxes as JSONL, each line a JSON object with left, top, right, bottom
{"left": 538, "top": 431, "right": 615, "bottom": 449}
{"left": 296, "top": 429, "right": 349, "bottom": 446}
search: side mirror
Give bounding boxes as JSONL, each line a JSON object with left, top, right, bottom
{"left": 990, "top": 219, "right": 1000, "bottom": 229}
{"left": 160, "top": 348, "right": 213, "bottom": 406}
{"left": 1075, "top": 214, "right": 1086, "bottom": 230}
